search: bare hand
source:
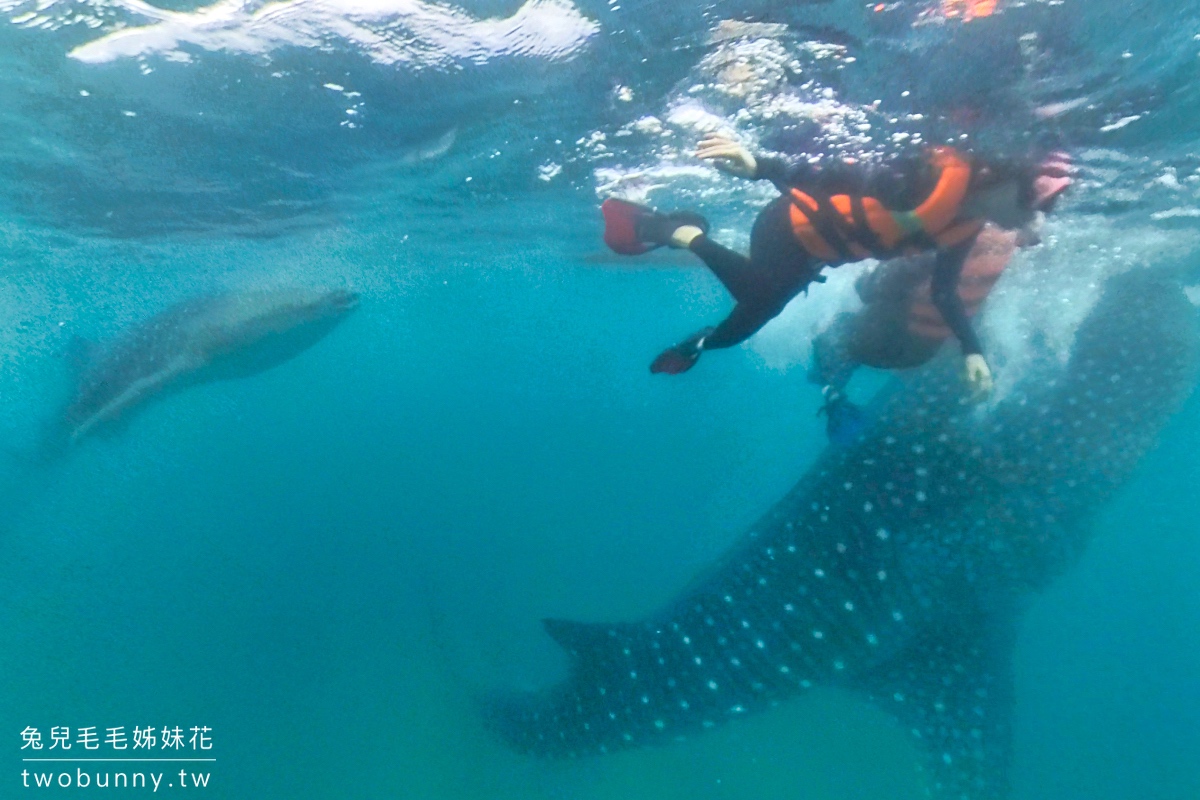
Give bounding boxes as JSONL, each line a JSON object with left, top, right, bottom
{"left": 963, "top": 354, "right": 994, "bottom": 401}
{"left": 696, "top": 134, "right": 757, "bottom": 179}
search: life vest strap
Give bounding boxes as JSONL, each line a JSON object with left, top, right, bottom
{"left": 849, "top": 195, "right": 887, "bottom": 256}
{"left": 810, "top": 192, "right": 868, "bottom": 261}
{"left": 788, "top": 192, "right": 841, "bottom": 262}
{"left": 792, "top": 190, "right": 854, "bottom": 262}
{"left": 787, "top": 147, "right": 980, "bottom": 263}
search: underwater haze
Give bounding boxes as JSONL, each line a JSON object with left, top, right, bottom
{"left": 2, "top": 0, "right": 1200, "bottom": 798}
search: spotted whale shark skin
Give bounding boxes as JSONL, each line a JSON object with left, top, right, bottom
{"left": 489, "top": 271, "right": 1198, "bottom": 800}
{"left": 57, "top": 287, "right": 359, "bottom": 446}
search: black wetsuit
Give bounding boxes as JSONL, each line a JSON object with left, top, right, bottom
{"left": 683, "top": 154, "right": 983, "bottom": 357}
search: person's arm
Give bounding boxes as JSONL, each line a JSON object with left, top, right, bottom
{"left": 696, "top": 135, "right": 822, "bottom": 188}
{"left": 752, "top": 155, "right": 829, "bottom": 192}
{"left": 696, "top": 134, "right": 895, "bottom": 194}
{"left": 931, "top": 239, "right": 993, "bottom": 398}
{"left": 930, "top": 240, "right": 981, "bottom": 356}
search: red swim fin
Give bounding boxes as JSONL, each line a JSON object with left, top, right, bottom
{"left": 650, "top": 327, "right": 712, "bottom": 374}
{"left": 601, "top": 198, "right": 657, "bottom": 255}
{"left": 650, "top": 348, "right": 695, "bottom": 374}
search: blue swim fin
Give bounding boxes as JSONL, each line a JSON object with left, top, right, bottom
{"left": 817, "top": 388, "right": 867, "bottom": 446}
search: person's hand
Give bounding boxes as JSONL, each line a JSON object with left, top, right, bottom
{"left": 963, "top": 353, "right": 993, "bottom": 401}
{"left": 696, "top": 134, "right": 757, "bottom": 179}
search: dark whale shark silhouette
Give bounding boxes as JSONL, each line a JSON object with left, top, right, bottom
{"left": 55, "top": 287, "right": 358, "bottom": 447}
{"left": 490, "top": 270, "right": 1199, "bottom": 800}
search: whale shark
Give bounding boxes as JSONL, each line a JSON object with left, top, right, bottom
{"left": 56, "top": 287, "right": 358, "bottom": 446}
{"left": 489, "top": 270, "right": 1198, "bottom": 800}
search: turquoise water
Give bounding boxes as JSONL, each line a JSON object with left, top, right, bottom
{"left": 3, "top": 1, "right": 1200, "bottom": 797}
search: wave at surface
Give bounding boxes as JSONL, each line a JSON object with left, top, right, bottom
{"left": 4, "top": 0, "right": 598, "bottom": 67}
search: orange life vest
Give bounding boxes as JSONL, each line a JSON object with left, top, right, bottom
{"left": 907, "top": 224, "right": 1017, "bottom": 341}
{"left": 787, "top": 147, "right": 984, "bottom": 265}
{"left": 940, "top": 0, "right": 997, "bottom": 20}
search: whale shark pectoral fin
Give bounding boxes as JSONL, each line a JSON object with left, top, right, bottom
{"left": 68, "top": 352, "right": 204, "bottom": 443}
{"left": 859, "top": 607, "right": 1018, "bottom": 800}
{"left": 64, "top": 335, "right": 103, "bottom": 371}
{"left": 542, "top": 618, "right": 623, "bottom": 664}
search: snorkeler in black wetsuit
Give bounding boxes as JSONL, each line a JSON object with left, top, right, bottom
{"left": 601, "top": 134, "right": 1045, "bottom": 398}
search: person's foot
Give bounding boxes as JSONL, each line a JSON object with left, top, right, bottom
{"left": 669, "top": 225, "right": 705, "bottom": 248}
{"left": 817, "top": 386, "right": 867, "bottom": 445}
{"left": 601, "top": 198, "right": 708, "bottom": 255}
{"left": 636, "top": 211, "right": 708, "bottom": 248}
{"left": 650, "top": 327, "right": 714, "bottom": 374}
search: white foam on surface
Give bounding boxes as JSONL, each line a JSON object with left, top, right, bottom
{"left": 584, "top": 29, "right": 909, "bottom": 210}
{"left": 36, "top": 0, "right": 598, "bottom": 67}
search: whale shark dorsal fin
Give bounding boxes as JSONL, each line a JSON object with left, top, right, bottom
{"left": 64, "top": 335, "right": 102, "bottom": 370}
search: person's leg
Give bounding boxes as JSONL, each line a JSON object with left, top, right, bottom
{"left": 807, "top": 312, "right": 872, "bottom": 445}
{"left": 694, "top": 194, "right": 822, "bottom": 349}
{"left": 748, "top": 195, "right": 823, "bottom": 296}
{"left": 601, "top": 199, "right": 709, "bottom": 255}
{"left": 810, "top": 313, "right": 862, "bottom": 390}
{"left": 650, "top": 197, "right": 819, "bottom": 374}
{"left": 703, "top": 301, "right": 783, "bottom": 349}
{"left": 650, "top": 300, "right": 785, "bottom": 374}
{"left": 676, "top": 196, "right": 813, "bottom": 305}
{"left": 646, "top": 222, "right": 776, "bottom": 374}
{"left": 686, "top": 236, "right": 764, "bottom": 305}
